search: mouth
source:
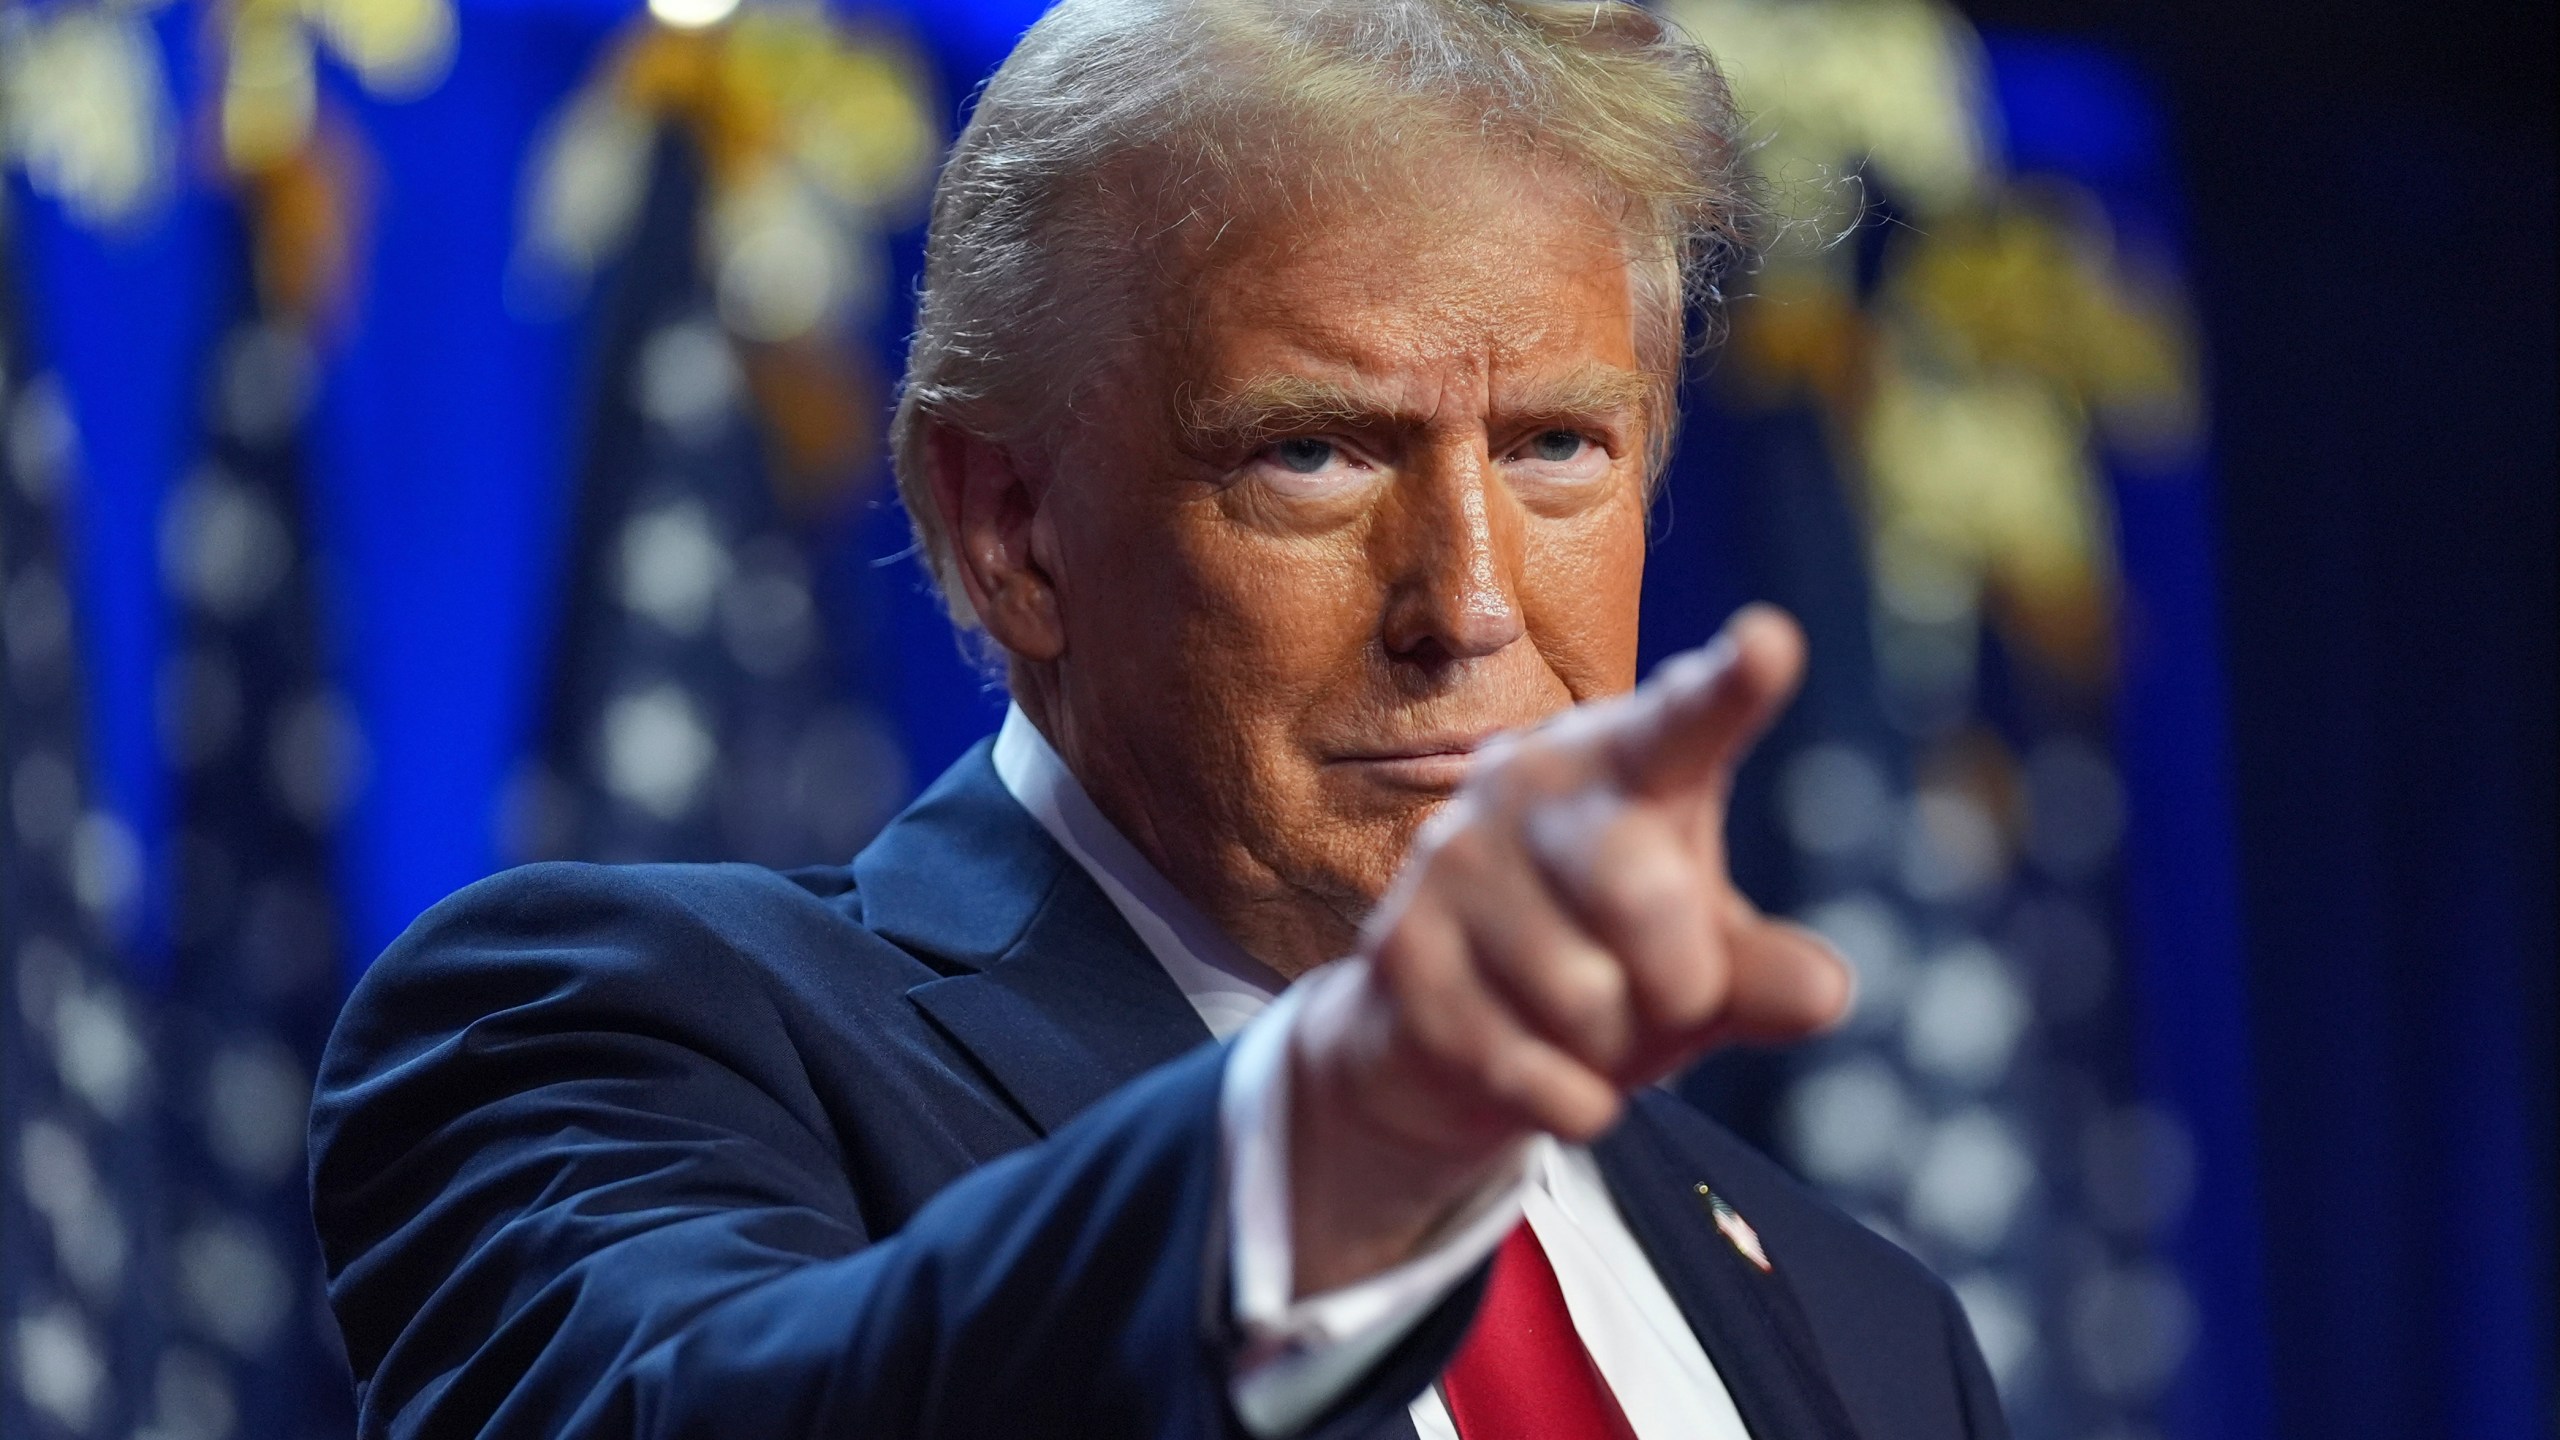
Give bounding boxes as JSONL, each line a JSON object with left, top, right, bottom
{"left": 1325, "top": 728, "right": 1512, "bottom": 792}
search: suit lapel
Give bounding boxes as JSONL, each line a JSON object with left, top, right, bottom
{"left": 855, "top": 741, "right": 1214, "bottom": 1137}
{"left": 906, "top": 872, "right": 1214, "bottom": 1135}
{"left": 1593, "top": 1098, "right": 1862, "bottom": 1440}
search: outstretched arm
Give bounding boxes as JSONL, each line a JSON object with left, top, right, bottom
{"left": 310, "top": 867, "right": 1472, "bottom": 1440}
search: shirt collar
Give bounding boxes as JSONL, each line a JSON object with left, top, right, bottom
{"left": 991, "top": 703, "right": 1283, "bottom": 1039}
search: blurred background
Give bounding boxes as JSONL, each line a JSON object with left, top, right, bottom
{"left": 1, "top": 0, "right": 2548, "bottom": 1437}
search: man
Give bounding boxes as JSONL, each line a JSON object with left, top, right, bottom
{"left": 311, "top": 2, "right": 2008, "bottom": 1436}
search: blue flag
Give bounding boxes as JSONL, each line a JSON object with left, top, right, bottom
{"left": 3, "top": 204, "right": 167, "bottom": 1440}
{"left": 511, "top": 132, "right": 903, "bottom": 869}
{"left": 152, "top": 237, "right": 359, "bottom": 1437}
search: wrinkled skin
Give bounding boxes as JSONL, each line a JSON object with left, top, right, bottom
{"left": 938, "top": 159, "right": 1652, "bottom": 974}
{"left": 926, "top": 155, "right": 1850, "bottom": 1297}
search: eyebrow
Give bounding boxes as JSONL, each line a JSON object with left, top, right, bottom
{"left": 1177, "top": 364, "right": 1657, "bottom": 453}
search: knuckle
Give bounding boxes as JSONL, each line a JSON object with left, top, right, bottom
{"left": 1544, "top": 955, "right": 1627, "bottom": 1036}
{"left": 1371, "top": 914, "right": 1455, "bottom": 1000}
{"left": 1388, "top": 1002, "right": 1459, "bottom": 1076}
{"left": 1643, "top": 952, "right": 1729, "bottom": 1033}
{"left": 1478, "top": 1040, "right": 1556, "bottom": 1117}
{"left": 1536, "top": 942, "right": 1617, "bottom": 1009}
{"left": 1590, "top": 843, "right": 1699, "bottom": 923}
{"left": 1521, "top": 1063, "right": 1621, "bottom": 1142}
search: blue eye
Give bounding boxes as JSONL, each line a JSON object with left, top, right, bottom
{"left": 1272, "top": 437, "right": 1336, "bottom": 474}
{"left": 1528, "top": 430, "right": 1585, "bottom": 462}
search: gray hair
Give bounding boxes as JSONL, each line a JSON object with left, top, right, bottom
{"left": 891, "top": 0, "right": 1757, "bottom": 625}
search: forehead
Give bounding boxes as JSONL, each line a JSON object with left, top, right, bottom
{"left": 1161, "top": 160, "right": 1644, "bottom": 393}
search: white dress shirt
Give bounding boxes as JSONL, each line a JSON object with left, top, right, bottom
{"left": 992, "top": 705, "right": 1752, "bottom": 1439}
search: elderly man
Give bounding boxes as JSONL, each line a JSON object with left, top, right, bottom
{"left": 312, "top": 2, "right": 2005, "bottom": 1437}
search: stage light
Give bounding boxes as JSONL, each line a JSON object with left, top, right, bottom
{"left": 649, "top": 0, "right": 742, "bottom": 31}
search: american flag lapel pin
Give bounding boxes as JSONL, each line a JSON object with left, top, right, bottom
{"left": 1695, "top": 1184, "right": 1772, "bottom": 1272}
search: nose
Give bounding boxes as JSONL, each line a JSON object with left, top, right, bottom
{"left": 1376, "top": 447, "right": 1527, "bottom": 668}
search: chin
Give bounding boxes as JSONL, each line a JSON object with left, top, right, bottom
{"left": 1309, "top": 784, "right": 1445, "bottom": 891}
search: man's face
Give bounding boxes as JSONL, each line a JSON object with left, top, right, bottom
{"left": 1022, "top": 160, "right": 1654, "bottom": 972}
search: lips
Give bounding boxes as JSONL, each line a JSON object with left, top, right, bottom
{"left": 1343, "top": 733, "right": 1501, "bottom": 763}
{"left": 1326, "top": 726, "right": 1519, "bottom": 790}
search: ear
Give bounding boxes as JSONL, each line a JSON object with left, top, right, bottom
{"left": 925, "top": 420, "right": 1066, "bottom": 663}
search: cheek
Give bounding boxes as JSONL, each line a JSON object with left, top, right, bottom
{"left": 1173, "top": 523, "right": 1383, "bottom": 700}
{"left": 1074, "top": 496, "right": 1379, "bottom": 713}
{"left": 1522, "top": 486, "right": 1648, "bottom": 698}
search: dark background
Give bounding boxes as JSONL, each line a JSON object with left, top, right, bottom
{"left": 1961, "top": 0, "right": 2557, "bottom": 1432}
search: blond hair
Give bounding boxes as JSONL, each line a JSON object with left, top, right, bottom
{"left": 891, "top": 0, "right": 1755, "bottom": 624}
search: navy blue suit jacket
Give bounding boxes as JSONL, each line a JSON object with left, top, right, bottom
{"left": 311, "top": 742, "right": 2006, "bottom": 1439}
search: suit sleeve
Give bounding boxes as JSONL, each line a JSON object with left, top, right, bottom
{"left": 308, "top": 864, "right": 1476, "bottom": 1440}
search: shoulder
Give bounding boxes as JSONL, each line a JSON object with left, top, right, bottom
{"left": 377, "top": 856, "right": 878, "bottom": 965}
{"left": 317, "top": 859, "right": 932, "bottom": 1108}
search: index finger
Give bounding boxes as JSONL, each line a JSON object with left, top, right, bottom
{"left": 1608, "top": 604, "right": 1806, "bottom": 801}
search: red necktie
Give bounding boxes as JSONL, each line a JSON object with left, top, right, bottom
{"left": 1439, "top": 1223, "right": 1640, "bottom": 1440}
